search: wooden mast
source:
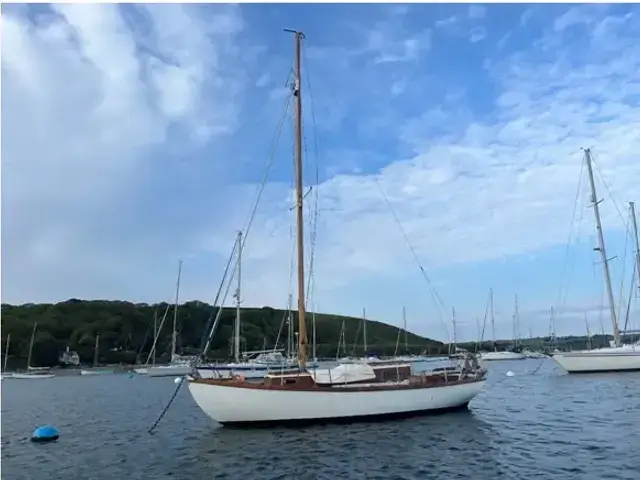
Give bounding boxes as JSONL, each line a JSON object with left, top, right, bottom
{"left": 286, "top": 29, "right": 308, "bottom": 368}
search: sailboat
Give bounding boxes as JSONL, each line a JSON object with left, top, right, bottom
{"left": 147, "top": 259, "right": 196, "bottom": 377}
{"left": 12, "top": 323, "right": 55, "bottom": 379}
{"left": 197, "top": 231, "right": 316, "bottom": 379}
{"left": 551, "top": 149, "right": 640, "bottom": 373}
{"left": 187, "top": 30, "right": 487, "bottom": 426}
{"left": 80, "top": 334, "right": 114, "bottom": 375}
{"left": 479, "top": 290, "right": 526, "bottom": 361}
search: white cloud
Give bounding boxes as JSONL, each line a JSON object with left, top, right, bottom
{"left": 469, "top": 27, "right": 487, "bottom": 43}
{"left": 1, "top": 4, "right": 246, "bottom": 301}
{"left": 205, "top": 7, "right": 640, "bottom": 331}
{"left": 3, "top": 5, "right": 639, "bottom": 341}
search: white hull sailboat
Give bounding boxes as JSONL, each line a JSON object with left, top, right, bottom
{"left": 143, "top": 261, "right": 196, "bottom": 378}
{"left": 552, "top": 152, "right": 640, "bottom": 373}
{"left": 479, "top": 351, "right": 526, "bottom": 361}
{"left": 552, "top": 344, "right": 640, "bottom": 373}
{"left": 187, "top": 30, "right": 487, "bottom": 427}
{"left": 189, "top": 366, "right": 485, "bottom": 425}
{"left": 479, "top": 290, "right": 526, "bottom": 362}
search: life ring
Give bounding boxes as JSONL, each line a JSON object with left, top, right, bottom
{"left": 235, "top": 374, "right": 246, "bottom": 382}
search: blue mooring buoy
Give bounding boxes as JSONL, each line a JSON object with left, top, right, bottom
{"left": 31, "top": 425, "right": 59, "bottom": 443}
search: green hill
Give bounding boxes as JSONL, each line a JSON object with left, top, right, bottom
{"left": 0, "top": 300, "right": 444, "bottom": 368}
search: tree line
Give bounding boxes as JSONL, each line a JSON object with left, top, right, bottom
{"left": 1, "top": 300, "right": 445, "bottom": 368}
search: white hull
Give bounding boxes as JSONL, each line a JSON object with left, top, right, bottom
{"left": 11, "top": 373, "right": 55, "bottom": 379}
{"left": 188, "top": 378, "right": 485, "bottom": 425}
{"left": 80, "top": 369, "right": 114, "bottom": 376}
{"left": 552, "top": 345, "right": 640, "bottom": 373}
{"left": 146, "top": 365, "right": 193, "bottom": 377}
{"left": 479, "top": 351, "right": 526, "bottom": 361}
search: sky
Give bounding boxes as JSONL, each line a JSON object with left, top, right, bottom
{"left": 2, "top": 3, "right": 640, "bottom": 343}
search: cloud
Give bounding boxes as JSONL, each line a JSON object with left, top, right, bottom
{"left": 3, "top": 5, "right": 639, "bottom": 342}
{"left": 2, "top": 4, "right": 247, "bottom": 301}
{"left": 205, "top": 6, "right": 640, "bottom": 333}
{"left": 469, "top": 27, "right": 487, "bottom": 43}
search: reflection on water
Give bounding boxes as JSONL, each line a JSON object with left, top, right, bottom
{"left": 2, "top": 358, "right": 639, "bottom": 480}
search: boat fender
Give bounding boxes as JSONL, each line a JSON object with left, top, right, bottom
{"left": 234, "top": 374, "right": 245, "bottom": 382}
{"left": 31, "top": 425, "right": 59, "bottom": 443}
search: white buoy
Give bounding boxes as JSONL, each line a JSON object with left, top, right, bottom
{"left": 174, "top": 377, "right": 182, "bottom": 384}
{"left": 506, "top": 371, "right": 515, "bottom": 377}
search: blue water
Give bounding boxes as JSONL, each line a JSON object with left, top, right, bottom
{"left": 1, "top": 359, "right": 639, "bottom": 480}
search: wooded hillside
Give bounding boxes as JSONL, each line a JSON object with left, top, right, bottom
{"left": 1, "top": 300, "right": 444, "bottom": 367}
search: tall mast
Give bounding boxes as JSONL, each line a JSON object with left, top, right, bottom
{"left": 452, "top": 306, "right": 457, "bottom": 353}
{"left": 403, "top": 306, "right": 408, "bottom": 354}
{"left": 584, "top": 148, "right": 620, "bottom": 346}
{"left": 630, "top": 202, "right": 640, "bottom": 292}
{"left": 362, "top": 307, "right": 368, "bottom": 354}
{"left": 153, "top": 310, "right": 157, "bottom": 366}
{"left": 27, "top": 322, "right": 37, "bottom": 369}
{"left": 490, "top": 288, "right": 496, "bottom": 349}
{"left": 234, "top": 230, "right": 242, "bottom": 363}
{"left": 285, "top": 29, "right": 308, "bottom": 368}
{"left": 513, "top": 293, "right": 520, "bottom": 347}
{"left": 3, "top": 333, "right": 10, "bottom": 372}
{"left": 171, "top": 259, "right": 183, "bottom": 361}
{"left": 93, "top": 334, "right": 100, "bottom": 367}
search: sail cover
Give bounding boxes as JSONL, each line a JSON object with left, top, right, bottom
{"left": 310, "top": 363, "right": 377, "bottom": 385}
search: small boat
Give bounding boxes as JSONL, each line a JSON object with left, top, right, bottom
{"left": 12, "top": 372, "right": 56, "bottom": 379}
{"left": 479, "top": 351, "right": 526, "bottom": 361}
{"left": 80, "top": 368, "right": 114, "bottom": 375}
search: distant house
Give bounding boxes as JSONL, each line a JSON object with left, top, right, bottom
{"left": 59, "top": 346, "right": 80, "bottom": 366}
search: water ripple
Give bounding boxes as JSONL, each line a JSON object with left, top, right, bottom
{"left": 2, "top": 359, "right": 639, "bottom": 480}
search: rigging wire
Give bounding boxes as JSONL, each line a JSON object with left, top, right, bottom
{"left": 555, "top": 155, "right": 585, "bottom": 316}
{"left": 303, "top": 49, "right": 321, "bottom": 357}
{"left": 591, "top": 151, "right": 635, "bottom": 241}
{"left": 372, "top": 176, "right": 451, "bottom": 341}
{"left": 616, "top": 210, "right": 631, "bottom": 322}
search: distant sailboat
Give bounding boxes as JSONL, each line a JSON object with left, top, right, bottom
{"left": 12, "top": 323, "right": 55, "bottom": 379}
{"left": 80, "top": 334, "right": 114, "bottom": 375}
{"left": 147, "top": 259, "right": 195, "bottom": 377}
{"left": 479, "top": 290, "right": 525, "bottom": 361}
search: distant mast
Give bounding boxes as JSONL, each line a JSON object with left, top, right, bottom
{"left": 584, "top": 148, "right": 620, "bottom": 346}
{"left": 362, "top": 307, "right": 368, "bottom": 355}
{"left": 171, "top": 259, "right": 183, "bottom": 362}
{"left": 3, "top": 333, "right": 10, "bottom": 372}
{"left": 630, "top": 202, "right": 640, "bottom": 292}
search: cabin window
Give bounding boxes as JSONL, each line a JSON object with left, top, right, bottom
{"left": 284, "top": 378, "right": 297, "bottom": 385}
